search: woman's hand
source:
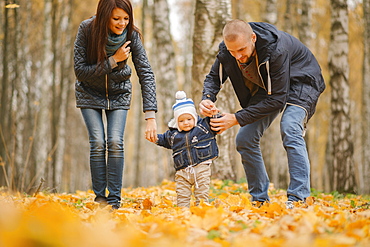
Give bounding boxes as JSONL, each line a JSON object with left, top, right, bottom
{"left": 145, "top": 118, "right": 157, "bottom": 143}
{"left": 112, "top": 41, "right": 131, "bottom": 62}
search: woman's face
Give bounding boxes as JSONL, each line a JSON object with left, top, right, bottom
{"left": 109, "top": 8, "right": 129, "bottom": 35}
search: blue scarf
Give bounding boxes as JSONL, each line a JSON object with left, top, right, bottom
{"left": 106, "top": 29, "right": 127, "bottom": 57}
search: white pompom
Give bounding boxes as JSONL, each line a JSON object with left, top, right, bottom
{"left": 175, "top": 91, "right": 187, "bottom": 100}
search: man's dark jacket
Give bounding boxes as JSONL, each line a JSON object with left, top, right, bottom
{"left": 202, "top": 22, "right": 325, "bottom": 126}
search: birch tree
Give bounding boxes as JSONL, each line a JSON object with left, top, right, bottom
{"left": 0, "top": 0, "right": 30, "bottom": 191}
{"left": 32, "top": 0, "right": 54, "bottom": 192}
{"left": 0, "top": 0, "right": 94, "bottom": 193}
{"left": 52, "top": 0, "right": 74, "bottom": 191}
{"left": 328, "top": 0, "right": 355, "bottom": 193}
{"left": 0, "top": 1, "right": 14, "bottom": 188}
{"left": 14, "top": 0, "right": 32, "bottom": 192}
{"left": 298, "top": 0, "right": 312, "bottom": 47}
{"left": 192, "top": 0, "right": 239, "bottom": 180}
{"left": 124, "top": 0, "right": 176, "bottom": 187}
{"left": 175, "top": 0, "right": 194, "bottom": 94}
{"left": 231, "top": 0, "right": 244, "bottom": 19}
{"left": 149, "top": 0, "right": 177, "bottom": 184}
{"left": 263, "top": 0, "right": 277, "bottom": 25}
{"left": 260, "top": 0, "right": 288, "bottom": 190}
{"left": 362, "top": 0, "right": 370, "bottom": 194}
{"left": 283, "top": 0, "right": 293, "bottom": 33}
{"left": 124, "top": 0, "right": 149, "bottom": 187}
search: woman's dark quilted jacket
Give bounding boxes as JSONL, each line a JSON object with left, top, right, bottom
{"left": 74, "top": 17, "right": 157, "bottom": 112}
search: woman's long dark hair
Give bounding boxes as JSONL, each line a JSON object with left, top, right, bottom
{"left": 86, "top": 0, "right": 141, "bottom": 65}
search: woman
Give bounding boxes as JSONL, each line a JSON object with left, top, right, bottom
{"left": 74, "top": 0, "right": 157, "bottom": 209}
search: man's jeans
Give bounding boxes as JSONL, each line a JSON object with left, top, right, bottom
{"left": 236, "top": 105, "right": 310, "bottom": 202}
{"left": 81, "top": 108, "right": 127, "bottom": 205}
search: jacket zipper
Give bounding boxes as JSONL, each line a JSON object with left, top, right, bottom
{"left": 185, "top": 133, "right": 194, "bottom": 166}
{"left": 105, "top": 74, "right": 110, "bottom": 110}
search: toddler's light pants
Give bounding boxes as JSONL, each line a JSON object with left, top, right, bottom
{"left": 175, "top": 163, "right": 211, "bottom": 207}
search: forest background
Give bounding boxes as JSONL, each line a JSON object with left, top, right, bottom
{"left": 0, "top": 0, "right": 369, "bottom": 196}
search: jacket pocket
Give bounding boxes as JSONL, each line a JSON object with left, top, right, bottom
{"left": 194, "top": 141, "right": 212, "bottom": 160}
{"left": 173, "top": 150, "right": 185, "bottom": 168}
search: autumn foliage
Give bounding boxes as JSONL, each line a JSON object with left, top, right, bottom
{"left": 0, "top": 180, "right": 369, "bottom": 247}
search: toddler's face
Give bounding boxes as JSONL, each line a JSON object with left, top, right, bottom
{"left": 178, "top": 113, "right": 195, "bottom": 132}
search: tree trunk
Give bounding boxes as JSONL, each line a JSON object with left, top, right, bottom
{"left": 33, "top": 0, "right": 53, "bottom": 192}
{"left": 9, "top": 1, "right": 19, "bottom": 190}
{"left": 328, "top": 0, "right": 355, "bottom": 193}
{"left": 231, "top": 0, "right": 244, "bottom": 19}
{"left": 361, "top": 0, "right": 370, "bottom": 194}
{"left": 50, "top": 0, "right": 60, "bottom": 192}
{"left": 298, "top": 0, "right": 312, "bottom": 47}
{"left": 151, "top": 0, "right": 177, "bottom": 184}
{"left": 283, "top": 0, "right": 293, "bottom": 33}
{"left": 263, "top": 0, "right": 277, "bottom": 25}
{"left": 13, "top": 0, "right": 29, "bottom": 191}
{"left": 124, "top": 0, "right": 176, "bottom": 187}
{"left": 53, "top": 0, "right": 74, "bottom": 192}
{"left": 126, "top": 0, "right": 149, "bottom": 187}
{"left": 0, "top": 1, "right": 12, "bottom": 188}
{"left": 173, "top": 0, "right": 194, "bottom": 94}
{"left": 129, "top": 0, "right": 154, "bottom": 187}
{"left": 297, "top": 0, "right": 324, "bottom": 193}
{"left": 260, "top": 0, "right": 288, "bottom": 190}
{"left": 266, "top": 0, "right": 287, "bottom": 190}
{"left": 192, "top": 0, "right": 238, "bottom": 180}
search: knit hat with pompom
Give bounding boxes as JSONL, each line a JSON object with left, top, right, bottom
{"left": 168, "top": 91, "right": 198, "bottom": 131}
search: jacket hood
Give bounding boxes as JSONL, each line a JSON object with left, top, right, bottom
{"left": 250, "top": 22, "right": 279, "bottom": 64}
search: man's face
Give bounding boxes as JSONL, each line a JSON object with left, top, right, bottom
{"left": 225, "top": 34, "right": 256, "bottom": 63}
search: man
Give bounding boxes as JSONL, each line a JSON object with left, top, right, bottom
{"left": 199, "top": 19, "right": 325, "bottom": 209}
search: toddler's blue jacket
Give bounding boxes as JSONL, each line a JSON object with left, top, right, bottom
{"left": 157, "top": 117, "right": 218, "bottom": 171}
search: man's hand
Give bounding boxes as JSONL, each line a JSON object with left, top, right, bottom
{"left": 199, "top": 99, "right": 219, "bottom": 117}
{"left": 210, "top": 113, "right": 238, "bottom": 134}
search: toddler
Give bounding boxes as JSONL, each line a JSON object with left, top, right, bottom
{"left": 151, "top": 91, "right": 219, "bottom": 207}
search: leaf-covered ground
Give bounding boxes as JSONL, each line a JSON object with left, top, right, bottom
{"left": 0, "top": 179, "right": 369, "bottom": 247}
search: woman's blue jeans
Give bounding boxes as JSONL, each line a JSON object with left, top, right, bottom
{"left": 236, "top": 105, "right": 310, "bottom": 202}
{"left": 81, "top": 108, "right": 127, "bottom": 205}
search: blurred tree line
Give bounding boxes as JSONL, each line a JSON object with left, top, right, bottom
{"left": 0, "top": 0, "right": 369, "bottom": 195}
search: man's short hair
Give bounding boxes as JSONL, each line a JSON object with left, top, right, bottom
{"left": 223, "top": 19, "right": 253, "bottom": 42}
